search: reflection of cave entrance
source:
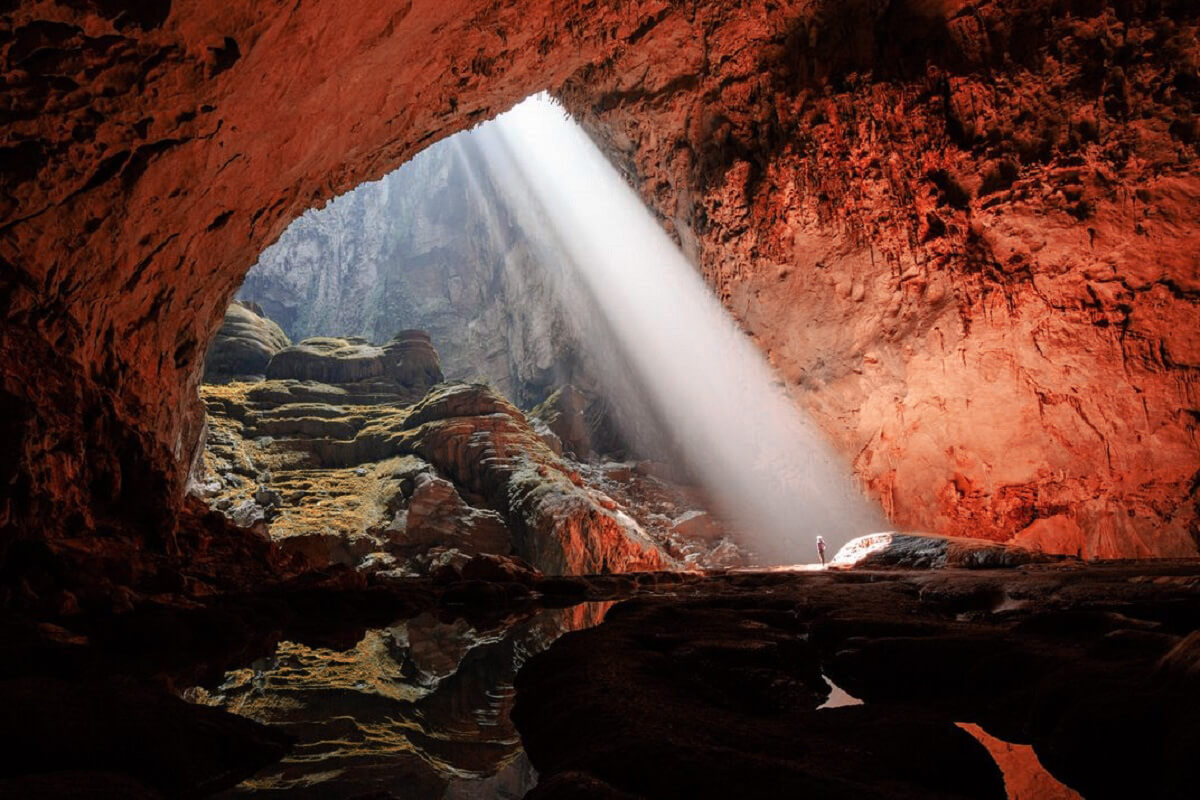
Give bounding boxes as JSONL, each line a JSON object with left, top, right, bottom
{"left": 195, "top": 100, "right": 751, "bottom": 580}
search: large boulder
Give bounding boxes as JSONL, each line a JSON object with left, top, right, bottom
{"left": 265, "top": 337, "right": 388, "bottom": 384}
{"left": 830, "top": 532, "right": 1060, "bottom": 570}
{"left": 388, "top": 472, "right": 512, "bottom": 557}
{"left": 202, "top": 301, "right": 291, "bottom": 382}
{"left": 530, "top": 385, "right": 627, "bottom": 460}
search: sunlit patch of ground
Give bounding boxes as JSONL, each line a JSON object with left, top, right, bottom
{"left": 957, "top": 723, "right": 1084, "bottom": 800}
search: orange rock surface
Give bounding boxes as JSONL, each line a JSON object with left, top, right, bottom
{"left": 1, "top": 1, "right": 1197, "bottom": 604}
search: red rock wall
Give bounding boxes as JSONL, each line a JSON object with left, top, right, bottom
{"left": 1, "top": 0, "right": 1196, "bottom": 598}
{"left": 560, "top": 0, "right": 1200, "bottom": 558}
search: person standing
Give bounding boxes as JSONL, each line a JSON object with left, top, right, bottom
{"left": 816, "top": 535, "right": 827, "bottom": 567}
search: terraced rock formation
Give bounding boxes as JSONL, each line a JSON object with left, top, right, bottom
{"left": 1, "top": 1, "right": 1196, "bottom": 608}
{"left": 196, "top": 312, "right": 742, "bottom": 575}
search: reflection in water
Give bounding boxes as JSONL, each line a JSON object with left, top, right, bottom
{"left": 957, "top": 723, "right": 1084, "bottom": 800}
{"left": 187, "top": 602, "right": 614, "bottom": 797}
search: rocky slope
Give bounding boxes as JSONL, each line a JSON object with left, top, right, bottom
{"left": 1, "top": 1, "right": 1198, "bottom": 608}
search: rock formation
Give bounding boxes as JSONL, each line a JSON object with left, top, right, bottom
{"left": 194, "top": 316, "right": 724, "bottom": 575}
{"left": 264, "top": 329, "right": 444, "bottom": 389}
{"left": 0, "top": 1, "right": 1197, "bottom": 607}
{"left": 830, "top": 531, "right": 1061, "bottom": 569}
{"left": 238, "top": 135, "right": 588, "bottom": 407}
{"left": 201, "top": 300, "right": 290, "bottom": 383}
{"left": 512, "top": 561, "right": 1200, "bottom": 799}
{"left": 398, "top": 382, "right": 670, "bottom": 574}
{"left": 558, "top": 1, "right": 1200, "bottom": 558}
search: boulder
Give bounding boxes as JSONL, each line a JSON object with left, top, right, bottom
{"left": 393, "top": 472, "right": 512, "bottom": 557}
{"left": 830, "top": 532, "right": 1060, "bottom": 570}
{"left": 202, "top": 301, "right": 291, "bottom": 382}
{"left": 671, "top": 510, "right": 722, "bottom": 541}
{"left": 265, "top": 330, "right": 444, "bottom": 390}
{"left": 266, "top": 337, "right": 389, "bottom": 384}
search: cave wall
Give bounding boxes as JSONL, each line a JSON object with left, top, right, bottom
{"left": 0, "top": 0, "right": 664, "bottom": 601}
{"left": 1, "top": 0, "right": 1197, "bottom": 600}
{"left": 561, "top": 0, "right": 1200, "bottom": 558}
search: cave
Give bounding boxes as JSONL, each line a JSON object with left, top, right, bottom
{"left": 2, "top": 1, "right": 1199, "bottom": 798}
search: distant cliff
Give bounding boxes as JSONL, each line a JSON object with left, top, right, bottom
{"left": 239, "top": 134, "right": 583, "bottom": 408}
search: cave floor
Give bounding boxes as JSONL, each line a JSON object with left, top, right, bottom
{"left": 1, "top": 560, "right": 1197, "bottom": 799}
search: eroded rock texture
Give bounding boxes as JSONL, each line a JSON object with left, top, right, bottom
{"left": 559, "top": 0, "right": 1200, "bottom": 557}
{"left": 513, "top": 561, "right": 1200, "bottom": 799}
{"left": 239, "top": 133, "right": 588, "bottom": 407}
{"left": 1, "top": 1, "right": 1197, "bottom": 606}
{"left": 202, "top": 300, "right": 290, "bottom": 383}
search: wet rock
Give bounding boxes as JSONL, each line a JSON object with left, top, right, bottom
{"left": 515, "top": 563, "right": 1200, "bottom": 800}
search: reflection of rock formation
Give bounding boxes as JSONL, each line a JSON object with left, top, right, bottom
{"left": 192, "top": 604, "right": 613, "bottom": 798}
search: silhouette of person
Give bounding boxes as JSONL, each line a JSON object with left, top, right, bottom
{"left": 816, "top": 535, "right": 827, "bottom": 567}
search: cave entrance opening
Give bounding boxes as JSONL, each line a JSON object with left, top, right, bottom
{"left": 194, "top": 93, "right": 888, "bottom": 579}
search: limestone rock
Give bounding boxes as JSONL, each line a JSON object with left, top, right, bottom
{"left": 529, "top": 385, "right": 612, "bottom": 460}
{"left": 399, "top": 383, "right": 671, "bottom": 574}
{"left": 202, "top": 301, "right": 291, "bottom": 383}
{"left": 4, "top": 0, "right": 1196, "bottom": 608}
{"left": 264, "top": 329, "right": 444, "bottom": 391}
{"left": 830, "top": 532, "right": 1059, "bottom": 570}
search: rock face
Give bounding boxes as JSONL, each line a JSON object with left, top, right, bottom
{"left": 202, "top": 301, "right": 290, "bottom": 383}
{"left": 1, "top": 1, "right": 1197, "bottom": 606}
{"left": 240, "top": 133, "right": 588, "bottom": 407}
{"left": 513, "top": 561, "right": 1200, "bottom": 799}
{"left": 558, "top": 2, "right": 1200, "bottom": 558}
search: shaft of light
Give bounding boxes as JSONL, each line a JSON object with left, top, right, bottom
{"left": 471, "top": 94, "right": 889, "bottom": 563}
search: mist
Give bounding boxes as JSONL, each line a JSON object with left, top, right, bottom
{"left": 463, "top": 94, "right": 888, "bottom": 563}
